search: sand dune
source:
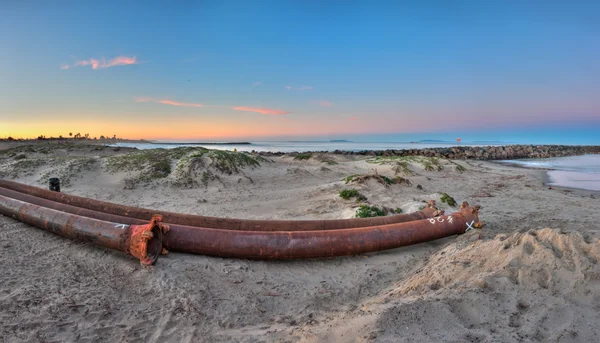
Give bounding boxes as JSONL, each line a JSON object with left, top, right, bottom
{"left": 1, "top": 142, "right": 599, "bottom": 342}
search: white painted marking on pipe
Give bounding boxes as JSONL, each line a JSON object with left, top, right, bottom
{"left": 115, "top": 224, "right": 128, "bottom": 230}
{"left": 465, "top": 220, "right": 475, "bottom": 232}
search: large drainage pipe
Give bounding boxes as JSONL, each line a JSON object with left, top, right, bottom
{"left": 0, "top": 180, "right": 440, "bottom": 231}
{"left": 0, "top": 187, "right": 148, "bottom": 226}
{"left": 161, "top": 204, "right": 481, "bottom": 259}
{"left": 0, "top": 195, "right": 166, "bottom": 265}
{"left": 0, "top": 186, "right": 442, "bottom": 232}
{"left": 0, "top": 189, "right": 483, "bottom": 260}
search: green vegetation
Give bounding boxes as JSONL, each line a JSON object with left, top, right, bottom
{"left": 428, "top": 157, "right": 444, "bottom": 171}
{"left": 440, "top": 192, "right": 457, "bottom": 207}
{"left": 366, "top": 156, "right": 422, "bottom": 164}
{"left": 313, "top": 154, "right": 338, "bottom": 165}
{"left": 106, "top": 147, "right": 262, "bottom": 188}
{"left": 38, "top": 157, "right": 98, "bottom": 187}
{"left": 393, "top": 207, "right": 403, "bottom": 214}
{"left": 367, "top": 155, "right": 444, "bottom": 172}
{"left": 293, "top": 153, "right": 312, "bottom": 160}
{"left": 452, "top": 162, "right": 467, "bottom": 173}
{"left": 356, "top": 205, "right": 387, "bottom": 218}
{"left": 381, "top": 175, "right": 395, "bottom": 185}
{"left": 207, "top": 149, "right": 261, "bottom": 174}
{"left": 392, "top": 176, "right": 411, "bottom": 186}
{"left": 344, "top": 174, "right": 360, "bottom": 184}
{"left": 339, "top": 188, "right": 359, "bottom": 200}
{"left": 0, "top": 158, "right": 48, "bottom": 178}
{"left": 345, "top": 172, "right": 411, "bottom": 187}
{"left": 339, "top": 188, "right": 367, "bottom": 201}
{"left": 106, "top": 148, "right": 187, "bottom": 181}
{"left": 173, "top": 149, "right": 262, "bottom": 187}
{"left": 173, "top": 149, "right": 210, "bottom": 187}
{"left": 392, "top": 161, "right": 413, "bottom": 176}
{"left": 422, "top": 160, "right": 434, "bottom": 171}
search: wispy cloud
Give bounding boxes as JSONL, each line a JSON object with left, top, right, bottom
{"left": 232, "top": 107, "right": 289, "bottom": 115}
{"left": 135, "top": 97, "right": 203, "bottom": 108}
{"left": 310, "top": 100, "right": 333, "bottom": 107}
{"left": 135, "top": 97, "right": 288, "bottom": 115}
{"left": 61, "top": 56, "right": 138, "bottom": 70}
{"left": 252, "top": 82, "right": 262, "bottom": 88}
{"left": 284, "top": 85, "right": 313, "bottom": 91}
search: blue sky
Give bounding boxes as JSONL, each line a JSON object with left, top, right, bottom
{"left": 1, "top": 1, "right": 599, "bottom": 143}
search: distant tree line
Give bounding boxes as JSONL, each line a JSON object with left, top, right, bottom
{"left": 2, "top": 133, "right": 121, "bottom": 141}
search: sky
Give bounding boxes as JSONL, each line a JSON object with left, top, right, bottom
{"left": 1, "top": 0, "right": 599, "bottom": 143}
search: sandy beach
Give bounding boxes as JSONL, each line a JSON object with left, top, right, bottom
{"left": 1, "top": 142, "right": 599, "bottom": 342}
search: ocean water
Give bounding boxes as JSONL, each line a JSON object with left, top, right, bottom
{"left": 110, "top": 141, "right": 494, "bottom": 153}
{"left": 501, "top": 155, "right": 600, "bottom": 191}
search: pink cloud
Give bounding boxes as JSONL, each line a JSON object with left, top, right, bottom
{"left": 232, "top": 106, "right": 289, "bottom": 115}
{"left": 135, "top": 97, "right": 288, "bottom": 115}
{"left": 61, "top": 56, "right": 138, "bottom": 70}
{"left": 104, "top": 56, "right": 137, "bottom": 68}
{"left": 135, "top": 97, "right": 203, "bottom": 108}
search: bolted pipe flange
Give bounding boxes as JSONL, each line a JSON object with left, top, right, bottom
{"left": 128, "top": 215, "right": 164, "bottom": 266}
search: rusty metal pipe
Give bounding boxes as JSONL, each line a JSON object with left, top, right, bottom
{"left": 0, "top": 188, "right": 482, "bottom": 260}
{"left": 0, "top": 186, "right": 457, "bottom": 259}
{"left": 161, "top": 205, "right": 481, "bottom": 259}
{"left": 0, "top": 180, "right": 439, "bottom": 231}
{"left": 0, "top": 195, "right": 166, "bottom": 265}
{"left": 0, "top": 186, "right": 147, "bottom": 226}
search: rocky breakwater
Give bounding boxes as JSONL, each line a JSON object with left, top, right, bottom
{"left": 256, "top": 145, "right": 600, "bottom": 160}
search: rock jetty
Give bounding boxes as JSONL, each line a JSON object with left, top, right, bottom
{"left": 257, "top": 145, "right": 600, "bottom": 160}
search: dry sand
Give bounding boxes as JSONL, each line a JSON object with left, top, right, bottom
{"left": 0, "top": 142, "right": 599, "bottom": 342}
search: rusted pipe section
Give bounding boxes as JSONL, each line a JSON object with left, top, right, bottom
{"left": 161, "top": 204, "right": 482, "bottom": 259}
{"left": 0, "top": 187, "right": 147, "bottom": 226}
{"left": 0, "top": 187, "right": 482, "bottom": 260}
{"left": 0, "top": 195, "right": 167, "bottom": 265}
{"left": 0, "top": 180, "right": 440, "bottom": 231}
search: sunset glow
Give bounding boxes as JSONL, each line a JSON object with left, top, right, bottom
{"left": 2, "top": 2, "right": 600, "bottom": 142}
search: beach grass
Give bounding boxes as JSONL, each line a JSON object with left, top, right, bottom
{"left": 355, "top": 205, "right": 387, "bottom": 218}
{"left": 339, "top": 188, "right": 367, "bottom": 201}
{"left": 440, "top": 192, "right": 457, "bottom": 207}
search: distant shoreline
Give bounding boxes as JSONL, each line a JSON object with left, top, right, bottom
{"left": 150, "top": 142, "right": 251, "bottom": 145}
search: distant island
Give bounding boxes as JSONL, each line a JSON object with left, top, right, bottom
{"left": 329, "top": 140, "right": 352, "bottom": 143}
{"left": 150, "top": 142, "right": 251, "bottom": 145}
